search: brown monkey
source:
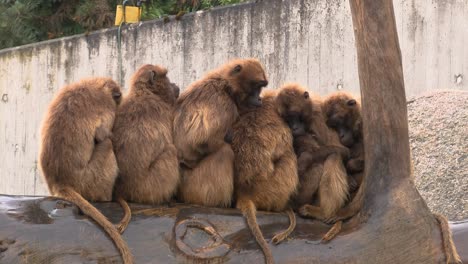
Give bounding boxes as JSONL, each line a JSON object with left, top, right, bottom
{"left": 232, "top": 90, "right": 299, "bottom": 264}
{"left": 275, "top": 84, "right": 349, "bottom": 224}
{"left": 320, "top": 92, "right": 364, "bottom": 223}
{"left": 38, "top": 78, "right": 133, "bottom": 264}
{"left": 112, "top": 64, "right": 180, "bottom": 232}
{"left": 323, "top": 92, "right": 364, "bottom": 190}
{"left": 173, "top": 58, "right": 268, "bottom": 208}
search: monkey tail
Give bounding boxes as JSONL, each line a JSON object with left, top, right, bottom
{"left": 321, "top": 220, "right": 343, "bottom": 243}
{"left": 116, "top": 197, "right": 132, "bottom": 234}
{"left": 59, "top": 187, "right": 134, "bottom": 264}
{"left": 239, "top": 199, "right": 274, "bottom": 264}
{"left": 271, "top": 208, "right": 296, "bottom": 245}
{"left": 321, "top": 154, "right": 349, "bottom": 218}
{"left": 433, "top": 213, "right": 462, "bottom": 264}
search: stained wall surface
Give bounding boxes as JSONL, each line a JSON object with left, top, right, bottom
{"left": 0, "top": 0, "right": 467, "bottom": 195}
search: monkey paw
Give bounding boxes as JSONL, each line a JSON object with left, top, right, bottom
{"left": 347, "top": 159, "right": 364, "bottom": 173}
{"left": 348, "top": 177, "right": 358, "bottom": 192}
{"left": 95, "top": 123, "right": 110, "bottom": 143}
{"left": 323, "top": 216, "right": 338, "bottom": 225}
{"left": 298, "top": 205, "right": 312, "bottom": 218}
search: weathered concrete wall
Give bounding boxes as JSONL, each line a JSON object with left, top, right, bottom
{"left": 0, "top": 0, "right": 467, "bottom": 195}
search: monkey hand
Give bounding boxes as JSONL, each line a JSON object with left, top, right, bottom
{"left": 346, "top": 158, "right": 364, "bottom": 173}
{"left": 348, "top": 176, "right": 358, "bottom": 192}
{"left": 335, "top": 146, "right": 350, "bottom": 160}
{"left": 95, "top": 123, "right": 111, "bottom": 143}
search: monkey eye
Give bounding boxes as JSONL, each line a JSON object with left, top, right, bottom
{"left": 112, "top": 91, "right": 122, "bottom": 99}
{"left": 233, "top": 65, "right": 242, "bottom": 73}
{"left": 347, "top": 99, "right": 356, "bottom": 106}
{"left": 303, "top": 91, "right": 309, "bottom": 99}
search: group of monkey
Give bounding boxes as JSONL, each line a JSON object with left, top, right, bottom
{"left": 37, "top": 58, "right": 372, "bottom": 264}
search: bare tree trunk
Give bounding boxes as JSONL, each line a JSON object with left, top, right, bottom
{"left": 347, "top": 0, "right": 454, "bottom": 263}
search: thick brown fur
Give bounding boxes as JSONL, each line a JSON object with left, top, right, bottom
{"left": 233, "top": 91, "right": 299, "bottom": 264}
{"left": 321, "top": 92, "right": 365, "bottom": 223}
{"left": 112, "top": 64, "right": 180, "bottom": 232}
{"left": 433, "top": 213, "right": 463, "bottom": 264}
{"left": 174, "top": 58, "right": 268, "bottom": 207}
{"left": 275, "top": 84, "right": 349, "bottom": 223}
{"left": 38, "top": 78, "right": 133, "bottom": 264}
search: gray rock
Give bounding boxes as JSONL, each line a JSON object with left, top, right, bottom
{"left": 408, "top": 90, "right": 468, "bottom": 221}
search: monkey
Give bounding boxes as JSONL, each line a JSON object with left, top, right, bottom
{"left": 173, "top": 58, "right": 268, "bottom": 208}
{"left": 323, "top": 92, "right": 364, "bottom": 190}
{"left": 274, "top": 84, "right": 349, "bottom": 222}
{"left": 319, "top": 92, "right": 365, "bottom": 223}
{"left": 232, "top": 90, "right": 299, "bottom": 264}
{"left": 38, "top": 78, "right": 133, "bottom": 264}
{"left": 291, "top": 132, "right": 349, "bottom": 208}
{"left": 112, "top": 64, "right": 180, "bottom": 233}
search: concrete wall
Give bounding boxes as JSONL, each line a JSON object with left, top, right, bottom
{"left": 0, "top": 0, "right": 467, "bottom": 195}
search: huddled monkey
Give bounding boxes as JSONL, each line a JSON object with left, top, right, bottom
{"left": 232, "top": 90, "right": 299, "bottom": 264}
{"left": 321, "top": 92, "right": 364, "bottom": 223}
{"left": 323, "top": 92, "right": 364, "bottom": 190}
{"left": 112, "top": 64, "right": 180, "bottom": 233}
{"left": 38, "top": 78, "right": 133, "bottom": 264}
{"left": 173, "top": 58, "right": 268, "bottom": 208}
{"left": 274, "top": 84, "right": 349, "bottom": 224}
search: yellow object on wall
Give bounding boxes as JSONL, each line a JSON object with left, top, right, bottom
{"left": 115, "top": 5, "right": 141, "bottom": 25}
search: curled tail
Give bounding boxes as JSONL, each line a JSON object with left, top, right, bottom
{"left": 433, "top": 213, "right": 462, "bottom": 264}
{"left": 238, "top": 199, "right": 274, "bottom": 264}
{"left": 60, "top": 187, "right": 134, "bottom": 264}
{"left": 116, "top": 197, "right": 132, "bottom": 234}
{"left": 272, "top": 208, "right": 296, "bottom": 245}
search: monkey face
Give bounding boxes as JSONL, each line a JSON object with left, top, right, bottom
{"left": 276, "top": 84, "right": 312, "bottom": 133}
{"left": 229, "top": 59, "right": 268, "bottom": 109}
{"left": 324, "top": 95, "right": 360, "bottom": 147}
{"left": 286, "top": 113, "right": 306, "bottom": 137}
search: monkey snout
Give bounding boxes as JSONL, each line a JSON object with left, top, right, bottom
{"left": 171, "top": 83, "right": 180, "bottom": 98}
{"left": 255, "top": 97, "right": 263, "bottom": 107}
{"left": 259, "top": 80, "right": 268, "bottom": 87}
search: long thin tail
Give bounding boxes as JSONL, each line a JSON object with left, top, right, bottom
{"left": 60, "top": 187, "right": 134, "bottom": 264}
{"left": 321, "top": 220, "right": 343, "bottom": 243}
{"left": 433, "top": 213, "right": 462, "bottom": 264}
{"left": 116, "top": 197, "right": 132, "bottom": 234}
{"left": 321, "top": 154, "right": 349, "bottom": 218}
{"left": 272, "top": 208, "right": 296, "bottom": 245}
{"left": 239, "top": 199, "right": 274, "bottom": 264}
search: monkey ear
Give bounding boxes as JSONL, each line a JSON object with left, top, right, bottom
{"left": 347, "top": 99, "right": 357, "bottom": 106}
{"left": 304, "top": 91, "right": 309, "bottom": 99}
{"left": 148, "top": 70, "right": 157, "bottom": 85}
{"left": 232, "top": 65, "right": 242, "bottom": 74}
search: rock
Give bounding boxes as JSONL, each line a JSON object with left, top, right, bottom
{"left": 408, "top": 90, "right": 468, "bottom": 221}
